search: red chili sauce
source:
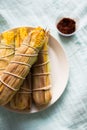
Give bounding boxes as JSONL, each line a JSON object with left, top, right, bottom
{"left": 57, "top": 18, "right": 76, "bottom": 34}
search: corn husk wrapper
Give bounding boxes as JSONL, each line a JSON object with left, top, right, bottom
{"left": 6, "top": 28, "right": 32, "bottom": 110}
{"left": 0, "top": 27, "right": 47, "bottom": 105}
{"left": 32, "top": 35, "right": 52, "bottom": 106}
{"left": 7, "top": 74, "right": 31, "bottom": 111}
{"left": 0, "top": 31, "right": 15, "bottom": 75}
{"left": 0, "top": 28, "right": 32, "bottom": 110}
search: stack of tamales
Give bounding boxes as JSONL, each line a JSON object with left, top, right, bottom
{"left": 0, "top": 27, "right": 52, "bottom": 112}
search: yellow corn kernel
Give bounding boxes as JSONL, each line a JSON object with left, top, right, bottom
{"left": 19, "top": 27, "right": 28, "bottom": 40}
{"left": 2, "top": 31, "right": 14, "bottom": 44}
{"left": 31, "top": 27, "right": 46, "bottom": 48}
{"left": 15, "top": 33, "right": 20, "bottom": 48}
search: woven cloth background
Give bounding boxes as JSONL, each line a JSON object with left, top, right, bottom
{"left": 0, "top": 0, "right": 87, "bottom": 130}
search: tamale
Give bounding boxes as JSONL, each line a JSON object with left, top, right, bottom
{"left": 7, "top": 74, "right": 31, "bottom": 111}
{"left": 0, "top": 28, "right": 32, "bottom": 110}
{"left": 6, "top": 28, "right": 32, "bottom": 111}
{"left": 32, "top": 34, "right": 52, "bottom": 106}
{"left": 0, "top": 27, "right": 48, "bottom": 105}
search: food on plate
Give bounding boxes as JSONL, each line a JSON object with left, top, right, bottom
{"left": 32, "top": 33, "right": 52, "bottom": 106}
{"left": 6, "top": 28, "right": 32, "bottom": 111}
{"left": 0, "top": 27, "right": 48, "bottom": 105}
{"left": 0, "top": 31, "right": 15, "bottom": 75}
{"left": 7, "top": 74, "right": 31, "bottom": 111}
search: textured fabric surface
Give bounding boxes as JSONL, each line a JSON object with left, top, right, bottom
{"left": 0, "top": 0, "right": 87, "bottom": 130}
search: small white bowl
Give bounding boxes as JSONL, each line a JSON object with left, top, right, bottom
{"left": 55, "top": 16, "right": 78, "bottom": 37}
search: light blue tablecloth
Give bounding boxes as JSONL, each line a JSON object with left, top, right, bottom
{"left": 0, "top": 0, "right": 87, "bottom": 130}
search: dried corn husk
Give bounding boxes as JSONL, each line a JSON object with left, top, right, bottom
{"left": 0, "top": 27, "right": 47, "bottom": 105}
{"left": 0, "top": 28, "right": 32, "bottom": 110}
{"left": 7, "top": 74, "right": 31, "bottom": 111}
{"left": 0, "top": 31, "right": 15, "bottom": 75}
{"left": 6, "top": 28, "right": 32, "bottom": 111}
{"left": 32, "top": 34, "right": 52, "bottom": 106}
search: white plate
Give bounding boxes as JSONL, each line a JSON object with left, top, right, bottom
{"left": 48, "top": 35, "right": 69, "bottom": 105}
{"left": 2, "top": 27, "right": 69, "bottom": 113}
